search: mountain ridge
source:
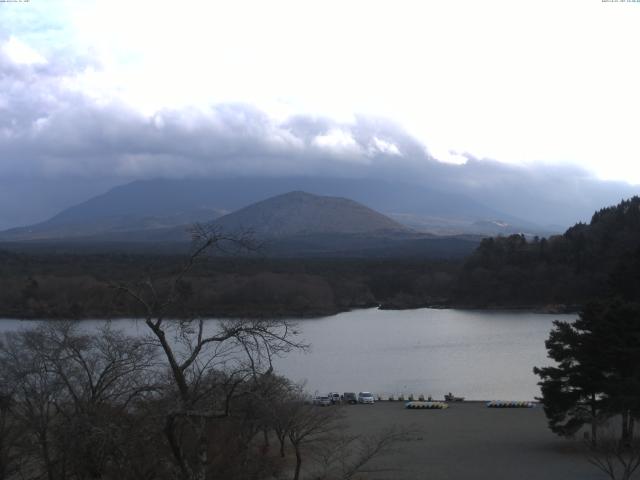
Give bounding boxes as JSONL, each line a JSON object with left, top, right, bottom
{"left": 0, "top": 177, "right": 547, "bottom": 241}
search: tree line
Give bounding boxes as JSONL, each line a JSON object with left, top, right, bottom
{"left": 0, "top": 250, "right": 459, "bottom": 319}
{"left": 456, "top": 196, "right": 640, "bottom": 307}
{"left": 4, "top": 196, "right": 640, "bottom": 318}
{"left": 529, "top": 198, "right": 640, "bottom": 479}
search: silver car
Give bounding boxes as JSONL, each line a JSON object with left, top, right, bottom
{"left": 357, "top": 392, "right": 375, "bottom": 404}
{"left": 313, "top": 396, "right": 332, "bottom": 406}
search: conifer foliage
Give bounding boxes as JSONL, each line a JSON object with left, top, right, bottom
{"left": 535, "top": 301, "right": 640, "bottom": 446}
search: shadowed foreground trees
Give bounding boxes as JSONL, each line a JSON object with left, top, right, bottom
{"left": 0, "top": 226, "right": 406, "bottom": 480}
{"left": 535, "top": 301, "right": 640, "bottom": 447}
{"left": 533, "top": 314, "right": 607, "bottom": 445}
{"left": 586, "top": 425, "right": 640, "bottom": 480}
{"left": 0, "top": 322, "right": 158, "bottom": 480}
{"left": 0, "top": 391, "right": 21, "bottom": 480}
{"left": 111, "top": 225, "right": 307, "bottom": 479}
{"left": 535, "top": 299, "right": 640, "bottom": 480}
{"left": 0, "top": 323, "right": 405, "bottom": 480}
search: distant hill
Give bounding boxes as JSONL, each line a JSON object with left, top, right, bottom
{"left": 126, "top": 191, "right": 479, "bottom": 259}
{"left": 0, "top": 177, "right": 545, "bottom": 242}
{"left": 196, "top": 191, "right": 480, "bottom": 257}
{"left": 456, "top": 196, "right": 640, "bottom": 307}
{"left": 210, "top": 191, "right": 409, "bottom": 238}
{"left": 0, "top": 189, "right": 481, "bottom": 259}
{"left": 0, "top": 208, "right": 226, "bottom": 241}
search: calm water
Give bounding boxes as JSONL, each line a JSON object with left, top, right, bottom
{"left": 0, "top": 308, "right": 575, "bottom": 401}
{"left": 273, "top": 308, "right": 575, "bottom": 401}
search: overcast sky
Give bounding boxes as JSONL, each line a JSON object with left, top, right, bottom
{"left": 0, "top": 0, "right": 639, "bottom": 228}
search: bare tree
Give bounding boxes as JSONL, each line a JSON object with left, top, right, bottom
{"left": 270, "top": 395, "right": 297, "bottom": 459}
{"left": 0, "top": 328, "right": 67, "bottom": 480}
{"left": 286, "top": 401, "right": 343, "bottom": 480}
{"left": 0, "top": 390, "right": 22, "bottom": 480}
{"left": 311, "top": 427, "right": 413, "bottom": 480}
{"left": 0, "top": 322, "right": 159, "bottom": 480}
{"left": 112, "top": 224, "right": 306, "bottom": 480}
{"left": 42, "top": 322, "right": 158, "bottom": 480}
{"left": 33, "top": 322, "right": 158, "bottom": 411}
{"left": 586, "top": 424, "right": 640, "bottom": 480}
{"left": 260, "top": 380, "right": 307, "bottom": 459}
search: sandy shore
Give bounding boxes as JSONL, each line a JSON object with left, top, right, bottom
{"left": 339, "top": 401, "right": 603, "bottom": 480}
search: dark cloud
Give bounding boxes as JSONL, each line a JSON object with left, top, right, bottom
{"left": 440, "top": 155, "right": 636, "bottom": 228}
{"left": 0, "top": 43, "right": 637, "bottom": 230}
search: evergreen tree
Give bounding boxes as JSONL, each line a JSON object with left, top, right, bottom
{"left": 589, "top": 301, "right": 640, "bottom": 445}
{"left": 534, "top": 315, "right": 607, "bottom": 445}
{"left": 535, "top": 300, "right": 640, "bottom": 445}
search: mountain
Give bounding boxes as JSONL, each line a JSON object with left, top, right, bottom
{"left": 0, "top": 188, "right": 482, "bottom": 258}
{"left": 189, "top": 191, "right": 478, "bottom": 257}
{"left": 210, "top": 191, "right": 409, "bottom": 238}
{"left": 0, "top": 177, "right": 545, "bottom": 242}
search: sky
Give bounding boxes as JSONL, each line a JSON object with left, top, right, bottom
{"left": 0, "top": 0, "right": 639, "bottom": 228}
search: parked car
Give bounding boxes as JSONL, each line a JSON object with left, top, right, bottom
{"left": 343, "top": 392, "right": 358, "bottom": 404}
{"left": 313, "top": 396, "right": 332, "bottom": 406}
{"left": 358, "top": 392, "right": 375, "bottom": 404}
{"left": 328, "top": 392, "right": 341, "bottom": 404}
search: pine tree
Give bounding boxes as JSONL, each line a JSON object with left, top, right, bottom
{"left": 535, "top": 301, "right": 640, "bottom": 445}
{"left": 534, "top": 316, "right": 607, "bottom": 445}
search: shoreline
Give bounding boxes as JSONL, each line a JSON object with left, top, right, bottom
{"left": 0, "top": 303, "right": 581, "bottom": 322}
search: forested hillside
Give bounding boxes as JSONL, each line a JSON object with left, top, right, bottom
{"left": 2, "top": 197, "right": 639, "bottom": 319}
{"left": 0, "top": 251, "right": 458, "bottom": 319}
{"left": 455, "top": 196, "right": 640, "bottom": 307}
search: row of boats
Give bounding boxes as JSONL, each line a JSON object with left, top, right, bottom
{"left": 404, "top": 399, "right": 536, "bottom": 409}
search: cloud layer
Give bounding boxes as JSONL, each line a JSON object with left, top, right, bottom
{"left": 0, "top": 39, "right": 421, "bottom": 178}
{"left": 0, "top": 34, "right": 637, "bottom": 230}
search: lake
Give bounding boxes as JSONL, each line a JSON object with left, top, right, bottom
{"left": 0, "top": 308, "right": 575, "bottom": 401}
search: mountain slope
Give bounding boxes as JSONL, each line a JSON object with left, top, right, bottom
{"left": 211, "top": 191, "right": 409, "bottom": 238}
{"left": 0, "top": 177, "right": 543, "bottom": 241}
{"left": 0, "top": 189, "right": 481, "bottom": 258}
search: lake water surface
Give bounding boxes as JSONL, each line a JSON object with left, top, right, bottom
{"left": 0, "top": 308, "right": 575, "bottom": 401}
{"left": 273, "top": 308, "right": 575, "bottom": 401}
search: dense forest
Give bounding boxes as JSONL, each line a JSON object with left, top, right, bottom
{"left": 1, "top": 196, "right": 639, "bottom": 319}
{"left": 455, "top": 196, "right": 640, "bottom": 308}
{"left": 0, "top": 251, "right": 458, "bottom": 319}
